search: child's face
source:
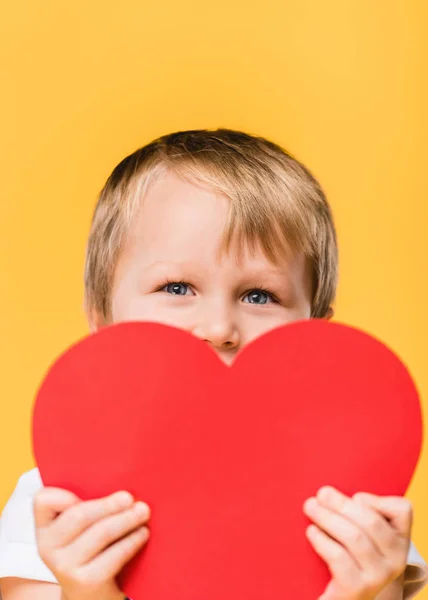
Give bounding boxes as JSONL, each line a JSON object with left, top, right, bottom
{"left": 90, "top": 171, "right": 314, "bottom": 365}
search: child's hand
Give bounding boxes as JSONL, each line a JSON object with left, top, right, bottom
{"left": 303, "top": 487, "right": 412, "bottom": 600}
{"left": 34, "top": 487, "right": 151, "bottom": 600}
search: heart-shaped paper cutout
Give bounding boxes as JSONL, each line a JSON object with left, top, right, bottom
{"left": 32, "top": 320, "right": 423, "bottom": 600}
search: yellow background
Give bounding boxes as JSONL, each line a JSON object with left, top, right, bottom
{"left": 1, "top": 0, "right": 427, "bottom": 592}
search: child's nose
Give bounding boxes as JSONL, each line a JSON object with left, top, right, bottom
{"left": 192, "top": 311, "right": 240, "bottom": 350}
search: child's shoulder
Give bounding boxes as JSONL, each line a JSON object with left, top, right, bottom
{"left": 1, "top": 468, "right": 43, "bottom": 528}
{"left": 1, "top": 468, "right": 42, "bottom": 533}
{"left": 10, "top": 467, "right": 42, "bottom": 495}
{"left": 405, "top": 539, "right": 428, "bottom": 599}
{"left": 0, "top": 468, "right": 57, "bottom": 583}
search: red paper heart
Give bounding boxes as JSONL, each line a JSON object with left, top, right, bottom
{"left": 32, "top": 320, "right": 423, "bottom": 600}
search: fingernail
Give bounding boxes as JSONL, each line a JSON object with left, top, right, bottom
{"left": 353, "top": 492, "right": 371, "bottom": 501}
{"left": 318, "top": 486, "right": 335, "bottom": 500}
{"left": 303, "top": 497, "right": 317, "bottom": 513}
{"left": 134, "top": 501, "right": 150, "bottom": 516}
{"left": 115, "top": 491, "right": 134, "bottom": 507}
{"left": 306, "top": 525, "right": 318, "bottom": 538}
{"left": 138, "top": 526, "right": 150, "bottom": 540}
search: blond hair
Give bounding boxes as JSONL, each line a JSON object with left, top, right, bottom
{"left": 84, "top": 128, "right": 338, "bottom": 321}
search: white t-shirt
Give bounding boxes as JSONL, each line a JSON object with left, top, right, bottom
{"left": 0, "top": 469, "right": 427, "bottom": 598}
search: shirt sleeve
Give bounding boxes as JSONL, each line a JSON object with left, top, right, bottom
{"left": 403, "top": 541, "right": 428, "bottom": 599}
{"left": 0, "top": 468, "right": 58, "bottom": 583}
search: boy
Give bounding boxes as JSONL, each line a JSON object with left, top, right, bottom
{"left": 0, "top": 129, "right": 427, "bottom": 600}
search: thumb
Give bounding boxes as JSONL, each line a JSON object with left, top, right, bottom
{"left": 33, "top": 487, "right": 81, "bottom": 528}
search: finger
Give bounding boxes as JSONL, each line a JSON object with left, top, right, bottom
{"left": 82, "top": 525, "right": 150, "bottom": 580}
{"left": 303, "top": 497, "right": 379, "bottom": 570}
{"left": 353, "top": 493, "right": 413, "bottom": 538}
{"left": 34, "top": 488, "right": 81, "bottom": 528}
{"left": 306, "top": 524, "right": 361, "bottom": 586}
{"left": 315, "top": 486, "right": 396, "bottom": 556}
{"left": 49, "top": 491, "right": 135, "bottom": 547}
{"left": 62, "top": 501, "right": 151, "bottom": 565}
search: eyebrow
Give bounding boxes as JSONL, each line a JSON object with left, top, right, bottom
{"left": 142, "top": 260, "right": 291, "bottom": 277}
{"left": 141, "top": 260, "right": 295, "bottom": 293}
{"left": 141, "top": 260, "right": 201, "bottom": 273}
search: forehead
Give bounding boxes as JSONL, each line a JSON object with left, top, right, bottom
{"left": 124, "top": 171, "right": 232, "bottom": 270}
{"left": 121, "top": 170, "right": 306, "bottom": 274}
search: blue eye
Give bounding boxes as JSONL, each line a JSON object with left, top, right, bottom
{"left": 243, "top": 290, "right": 274, "bottom": 305}
{"left": 163, "top": 282, "right": 191, "bottom": 296}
